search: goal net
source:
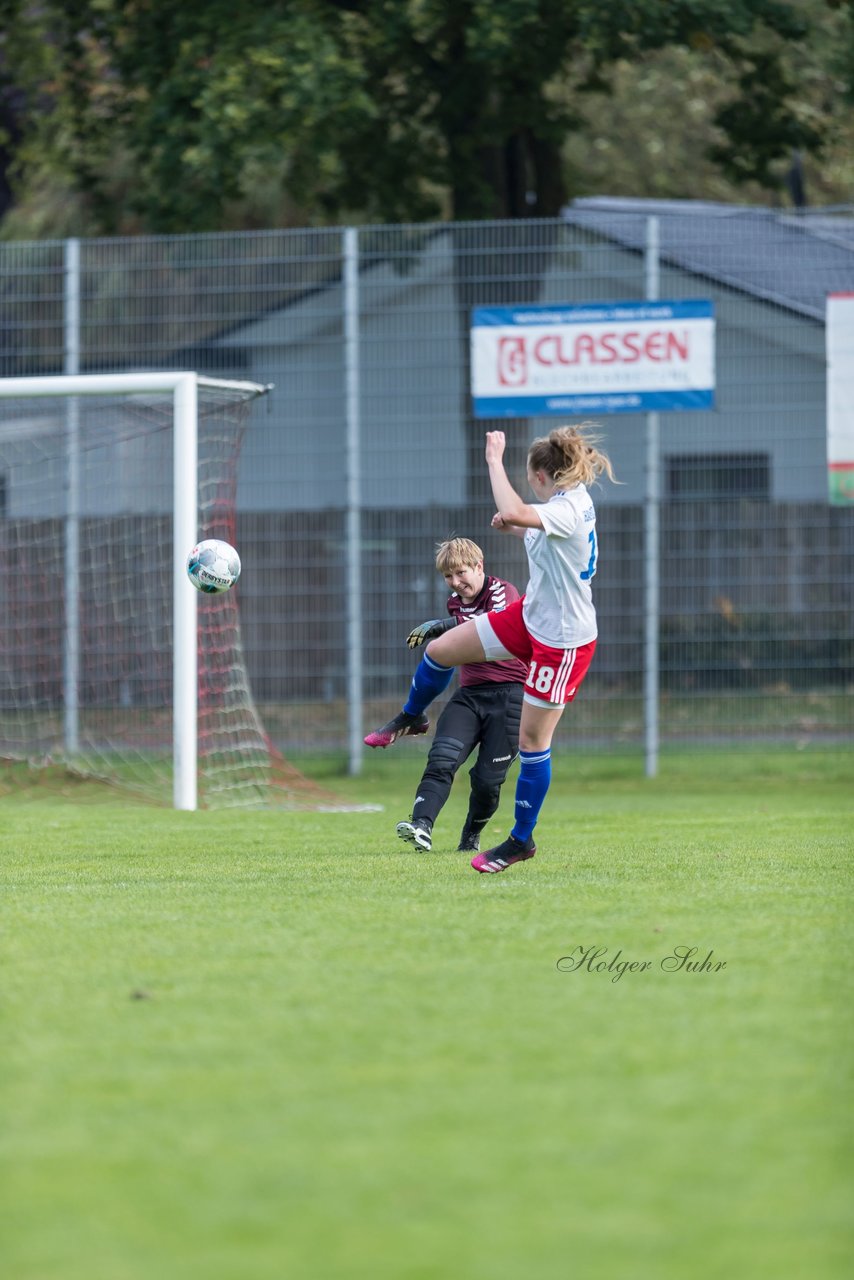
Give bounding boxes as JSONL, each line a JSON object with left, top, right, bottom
{"left": 0, "top": 373, "right": 361, "bottom": 810}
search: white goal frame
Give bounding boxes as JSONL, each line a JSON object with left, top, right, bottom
{"left": 0, "top": 371, "right": 269, "bottom": 810}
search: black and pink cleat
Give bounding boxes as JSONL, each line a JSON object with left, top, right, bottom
{"left": 471, "top": 835, "right": 536, "bottom": 874}
{"left": 364, "top": 710, "right": 429, "bottom": 749}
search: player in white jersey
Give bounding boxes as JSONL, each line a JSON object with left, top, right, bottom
{"left": 519, "top": 481, "right": 599, "bottom": 650}
{"left": 363, "top": 423, "right": 616, "bottom": 874}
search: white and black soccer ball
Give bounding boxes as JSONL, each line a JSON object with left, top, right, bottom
{"left": 186, "top": 539, "right": 241, "bottom": 593}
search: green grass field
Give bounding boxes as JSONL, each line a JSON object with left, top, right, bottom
{"left": 2, "top": 749, "right": 852, "bottom": 1280}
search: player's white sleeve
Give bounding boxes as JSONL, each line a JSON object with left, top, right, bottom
{"left": 537, "top": 494, "right": 581, "bottom": 538}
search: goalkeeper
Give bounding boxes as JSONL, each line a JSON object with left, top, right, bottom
{"left": 365, "top": 537, "right": 526, "bottom": 854}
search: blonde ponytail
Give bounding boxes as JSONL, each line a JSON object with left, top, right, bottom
{"left": 527, "top": 423, "right": 616, "bottom": 488}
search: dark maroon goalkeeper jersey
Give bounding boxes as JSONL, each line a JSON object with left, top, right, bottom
{"left": 447, "top": 575, "right": 528, "bottom": 687}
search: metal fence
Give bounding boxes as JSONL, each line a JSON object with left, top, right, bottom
{"left": 1, "top": 205, "right": 852, "bottom": 767}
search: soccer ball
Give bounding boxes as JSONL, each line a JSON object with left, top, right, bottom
{"left": 186, "top": 539, "right": 241, "bottom": 594}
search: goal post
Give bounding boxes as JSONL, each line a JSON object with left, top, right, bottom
{"left": 0, "top": 371, "right": 268, "bottom": 809}
{"left": 173, "top": 374, "right": 199, "bottom": 810}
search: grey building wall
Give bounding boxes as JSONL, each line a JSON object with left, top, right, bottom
{"left": 217, "top": 231, "right": 468, "bottom": 513}
{"left": 214, "top": 227, "right": 828, "bottom": 512}
{"left": 0, "top": 217, "right": 836, "bottom": 517}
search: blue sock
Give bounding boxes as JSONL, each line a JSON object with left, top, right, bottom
{"left": 403, "top": 653, "right": 454, "bottom": 716}
{"left": 511, "top": 749, "right": 551, "bottom": 843}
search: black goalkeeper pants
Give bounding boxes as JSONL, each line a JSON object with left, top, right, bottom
{"left": 410, "top": 681, "right": 524, "bottom": 830}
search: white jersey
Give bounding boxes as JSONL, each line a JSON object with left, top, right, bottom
{"left": 522, "top": 484, "right": 598, "bottom": 647}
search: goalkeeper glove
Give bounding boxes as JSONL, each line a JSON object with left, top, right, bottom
{"left": 406, "top": 616, "right": 457, "bottom": 648}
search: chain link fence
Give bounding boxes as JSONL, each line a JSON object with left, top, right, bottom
{"left": 1, "top": 204, "right": 852, "bottom": 763}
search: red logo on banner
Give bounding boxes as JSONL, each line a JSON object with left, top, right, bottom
{"left": 498, "top": 335, "right": 527, "bottom": 386}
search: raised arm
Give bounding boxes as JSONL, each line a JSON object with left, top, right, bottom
{"left": 485, "top": 431, "right": 543, "bottom": 529}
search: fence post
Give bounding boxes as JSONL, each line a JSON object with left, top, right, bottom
{"left": 644, "top": 217, "right": 660, "bottom": 778}
{"left": 344, "top": 227, "right": 364, "bottom": 776}
{"left": 63, "top": 237, "right": 81, "bottom": 756}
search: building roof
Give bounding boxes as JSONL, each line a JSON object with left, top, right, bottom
{"left": 562, "top": 197, "right": 854, "bottom": 321}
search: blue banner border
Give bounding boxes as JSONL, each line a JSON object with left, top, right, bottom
{"left": 473, "top": 389, "right": 715, "bottom": 418}
{"left": 472, "top": 299, "right": 715, "bottom": 326}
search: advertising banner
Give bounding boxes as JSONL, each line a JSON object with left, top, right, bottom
{"left": 826, "top": 293, "right": 854, "bottom": 505}
{"left": 471, "top": 299, "right": 715, "bottom": 417}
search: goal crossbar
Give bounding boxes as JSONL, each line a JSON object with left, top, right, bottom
{"left": 0, "top": 372, "right": 271, "bottom": 810}
{"left": 0, "top": 373, "right": 271, "bottom": 398}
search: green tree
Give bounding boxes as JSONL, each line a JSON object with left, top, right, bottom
{"left": 561, "top": 0, "right": 854, "bottom": 208}
{"left": 0, "top": 0, "right": 832, "bottom": 235}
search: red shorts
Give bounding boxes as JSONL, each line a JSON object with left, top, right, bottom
{"left": 474, "top": 597, "right": 596, "bottom": 707}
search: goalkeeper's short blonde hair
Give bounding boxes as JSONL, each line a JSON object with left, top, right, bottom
{"left": 434, "top": 537, "right": 484, "bottom": 574}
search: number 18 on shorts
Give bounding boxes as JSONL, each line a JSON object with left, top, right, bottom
{"left": 523, "top": 639, "right": 596, "bottom": 705}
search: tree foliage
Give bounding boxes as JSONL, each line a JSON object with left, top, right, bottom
{"left": 0, "top": 0, "right": 849, "bottom": 236}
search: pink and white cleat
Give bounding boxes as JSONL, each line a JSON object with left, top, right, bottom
{"left": 471, "top": 835, "right": 536, "bottom": 874}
